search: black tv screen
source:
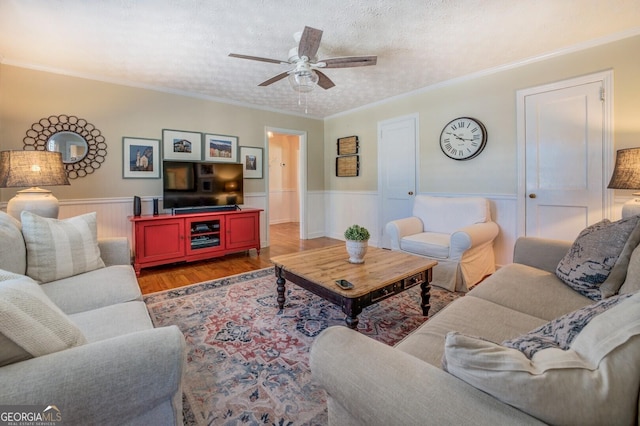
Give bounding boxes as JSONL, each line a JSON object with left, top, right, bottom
{"left": 163, "top": 161, "right": 244, "bottom": 211}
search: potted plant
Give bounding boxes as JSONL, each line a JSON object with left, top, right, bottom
{"left": 344, "top": 224, "right": 370, "bottom": 264}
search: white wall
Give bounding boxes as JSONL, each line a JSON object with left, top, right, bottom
{"left": 323, "top": 33, "right": 640, "bottom": 263}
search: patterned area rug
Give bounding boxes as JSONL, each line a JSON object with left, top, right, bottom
{"left": 144, "top": 267, "right": 462, "bottom": 426}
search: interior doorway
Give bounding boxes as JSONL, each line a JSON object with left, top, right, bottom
{"left": 266, "top": 127, "right": 307, "bottom": 244}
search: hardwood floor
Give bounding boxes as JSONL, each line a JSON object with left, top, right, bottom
{"left": 136, "top": 222, "right": 341, "bottom": 294}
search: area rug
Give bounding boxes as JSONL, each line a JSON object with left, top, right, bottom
{"left": 144, "top": 267, "right": 462, "bottom": 426}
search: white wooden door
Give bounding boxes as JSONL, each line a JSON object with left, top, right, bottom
{"left": 378, "top": 114, "right": 418, "bottom": 248}
{"left": 524, "top": 81, "right": 605, "bottom": 241}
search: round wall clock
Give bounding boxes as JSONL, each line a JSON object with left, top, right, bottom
{"left": 439, "top": 117, "right": 487, "bottom": 161}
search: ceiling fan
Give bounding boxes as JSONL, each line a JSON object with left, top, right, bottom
{"left": 229, "top": 26, "right": 377, "bottom": 92}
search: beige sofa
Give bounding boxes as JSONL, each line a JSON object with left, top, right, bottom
{"left": 0, "top": 211, "right": 185, "bottom": 425}
{"left": 311, "top": 236, "right": 640, "bottom": 425}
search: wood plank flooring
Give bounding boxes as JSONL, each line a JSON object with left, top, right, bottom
{"left": 136, "top": 222, "right": 341, "bottom": 294}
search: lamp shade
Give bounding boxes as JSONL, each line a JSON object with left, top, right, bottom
{"left": 0, "top": 150, "right": 70, "bottom": 220}
{"left": 0, "top": 150, "right": 70, "bottom": 188}
{"left": 607, "top": 148, "right": 640, "bottom": 190}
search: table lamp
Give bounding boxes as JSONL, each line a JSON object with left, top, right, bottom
{"left": 0, "top": 150, "right": 70, "bottom": 220}
{"left": 607, "top": 147, "right": 640, "bottom": 218}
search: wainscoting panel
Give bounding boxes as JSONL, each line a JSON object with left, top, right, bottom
{"left": 324, "top": 191, "right": 380, "bottom": 246}
{"left": 59, "top": 197, "right": 137, "bottom": 241}
{"left": 306, "top": 190, "right": 327, "bottom": 239}
{"left": 9, "top": 193, "right": 630, "bottom": 269}
{"left": 268, "top": 189, "right": 299, "bottom": 225}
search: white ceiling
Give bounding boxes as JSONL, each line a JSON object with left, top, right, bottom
{"left": 1, "top": 0, "right": 639, "bottom": 118}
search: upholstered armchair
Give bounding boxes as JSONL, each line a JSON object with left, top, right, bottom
{"left": 385, "top": 195, "right": 499, "bottom": 292}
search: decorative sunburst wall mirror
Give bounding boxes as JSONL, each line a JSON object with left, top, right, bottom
{"left": 23, "top": 115, "right": 107, "bottom": 179}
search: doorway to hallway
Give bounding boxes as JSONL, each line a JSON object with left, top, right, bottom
{"left": 266, "top": 127, "right": 307, "bottom": 243}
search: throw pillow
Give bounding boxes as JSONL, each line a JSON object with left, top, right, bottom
{"left": 21, "top": 211, "right": 105, "bottom": 283}
{"left": 0, "top": 211, "right": 27, "bottom": 275}
{"left": 555, "top": 216, "right": 640, "bottom": 300}
{"left": 443, "top": 291, "right": 640, "bottom": 426}
{"left": 0, "top": 276, "right": 87, "bottom": 367}
{"left": 619, "top": 245, "right": 640, "bottom": 295}
{"left": 0, "top": 268, "right": 27, "bottom": 282}
{"left": 600, "top": 216, "right": 640, "bottom": 297}
{"left": 502, "top": 293, "right": 633, "bottom": 358}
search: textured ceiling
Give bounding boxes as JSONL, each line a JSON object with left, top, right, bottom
{"left": 0, "top": 0, "right": 639, "bottom": 118}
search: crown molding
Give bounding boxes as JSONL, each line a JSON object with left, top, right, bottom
{"left": 326, "top": 27, "right": 640, "bottom": 120}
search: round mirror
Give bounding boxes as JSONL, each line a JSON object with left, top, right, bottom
{"left": 23, "top": 114, "right": 107, "bottom": 179}
{"left": 47, "top": 131, "right": 88, "bottom": 163}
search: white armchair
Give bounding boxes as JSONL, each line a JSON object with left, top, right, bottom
{"left": 385, "top": 195, "right": 499, "bottom": 292}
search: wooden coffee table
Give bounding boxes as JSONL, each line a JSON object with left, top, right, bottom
{"left": 271, "top": 245, "right": 437, "bottom": 329}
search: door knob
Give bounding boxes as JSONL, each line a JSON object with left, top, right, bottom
{"left": 408, "top": 191, "right": 414, "bottom": 195}
{"left": 529, "top": 193, "right": 537, "bottom": 199}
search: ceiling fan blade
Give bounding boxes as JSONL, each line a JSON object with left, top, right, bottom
{"left": 258, "top": 71, "right": 290, "bottom": 87}
{"left": 229, "top": 53, "right": 289, "bottom": 65}
{"left": 298, "top": 26, "right": 323, "bottom": 59}
{"left": 315, "top": 70, "right": 335, "bottom": 90}
{"left": 321, "top": 56, "right": 377, "bottom": 68}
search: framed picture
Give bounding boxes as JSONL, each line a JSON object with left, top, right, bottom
{"left": 123, "top": 137, "right": 160, "bottom": 179}
{"left": 162, "top": 129, "right": 202, "bottom": 161}
{"left": 337, "top": 136, "right": 359, "bottom": 155}
{"left": 240, "top": 146, "right": 263, "bottom": 179}
{"left": 204, "top": 133, "right": 238, "bottom": 163}
{"left": 336, "top": 155, "right": 359, "bottom": 177}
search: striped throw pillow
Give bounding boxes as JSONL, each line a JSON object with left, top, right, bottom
{"left": 21, "top": 211, "right": 105, "bottom": 283}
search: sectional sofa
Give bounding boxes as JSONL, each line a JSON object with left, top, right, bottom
{"left": 311, "top": 217, "right": 640, "bottom": 425}
{"left": 0, "top": 211, "right": 185, "bottom": 425}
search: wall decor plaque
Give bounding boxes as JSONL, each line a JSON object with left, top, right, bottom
{"left": 336, "top": 155, "right": 359, "bottom": 177}
{"left": 337, "top": 136, "right": 359, "bottom": 155}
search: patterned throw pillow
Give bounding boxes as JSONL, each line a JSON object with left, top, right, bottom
{"left": 20, "top": 211, "right": 105, "bottom": 283}
{"left": 556, "top": 216, "right": 640, "bottom": 300}
{"left": 502, "top": 293, "right": 633, "bottom": 358}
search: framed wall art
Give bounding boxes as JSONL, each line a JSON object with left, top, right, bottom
{"left": 337, "top": 135, "right": 359, "bottom": 155}
{"left": 123, "top": 137, "right": 160, "bottom": 179}
{"left": 204, "top": 133, "right": 239, "bottom": 163}
{"left": 240, "top": 146, "right": 263, "bottom": 179}
{"left": 162, "top": 129, "right": 202, "bottom": 161}
{"left": 336, "top": 155, "right": 359, "bottom": 177}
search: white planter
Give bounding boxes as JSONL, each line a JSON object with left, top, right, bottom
{"left": 345, "top": 239, "right": 368, "bottom": 264}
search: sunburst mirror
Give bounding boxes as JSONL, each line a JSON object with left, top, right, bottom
{"left": 23, "top": 114, "right": 107, "bottom": 179}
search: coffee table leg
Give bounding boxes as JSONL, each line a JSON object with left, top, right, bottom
{"left": 276, "top": 267, "right": 286, "bottom": 310}
{"left": 342, "top": 300, "right": 361, "bottom": 329}
{"left": 421, "top": 280, "right": 431, "bottom": 316}
{"left": 345, "top": 315, "right": 359, "bottom": 329}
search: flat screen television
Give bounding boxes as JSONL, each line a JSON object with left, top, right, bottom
{"left": 163, "top": 161, "right": 244, "bottom": 213}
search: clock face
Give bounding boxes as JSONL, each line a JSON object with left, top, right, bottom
{"left": 439, "top": 117, "right": 487, "bottom": 160}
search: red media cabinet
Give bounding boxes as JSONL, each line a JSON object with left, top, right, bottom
{"left": 129, "top": 208, "right": 261, "bottom": 276}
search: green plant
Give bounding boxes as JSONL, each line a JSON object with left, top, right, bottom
{"left": 344, "top": 224, "right": 370, "bottom": 241}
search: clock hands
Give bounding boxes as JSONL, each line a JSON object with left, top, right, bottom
{"left": 446, "top": 132, "right": 472, "bottom": 142}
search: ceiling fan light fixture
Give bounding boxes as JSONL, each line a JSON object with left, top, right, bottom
{"left": 288, "top": 69, "right": 318, "bottom": 93}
